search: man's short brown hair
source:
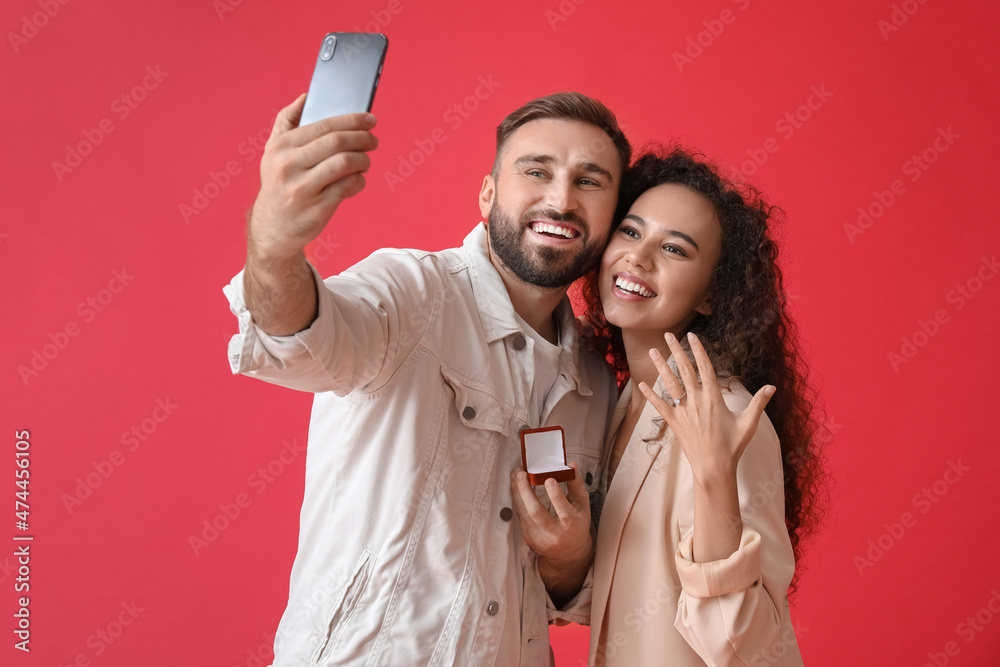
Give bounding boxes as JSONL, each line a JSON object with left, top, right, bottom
{"left": 493, "top": 92, "right": 631, "bottom": 177}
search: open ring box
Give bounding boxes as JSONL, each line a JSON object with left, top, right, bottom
{"left": 519, "top": 426, "right": 574, "bottom": 485}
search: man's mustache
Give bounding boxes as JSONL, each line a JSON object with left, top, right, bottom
{"left": 520, "top": 208, "right": 587, "bottom": 231}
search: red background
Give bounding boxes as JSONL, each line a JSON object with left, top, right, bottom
{"left": 5, "top": 0, "right": 1000, "bottom": 665}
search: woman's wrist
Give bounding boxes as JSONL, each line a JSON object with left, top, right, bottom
{"left": 692, "top": 459, "right": 739, "bottom": 494}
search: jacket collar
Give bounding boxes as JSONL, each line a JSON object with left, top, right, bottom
{"left": 462, "top": 222, "right": 591, "bottom": 394}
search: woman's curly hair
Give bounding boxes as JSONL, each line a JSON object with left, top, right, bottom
{"left": 577, "top": 145, "right": 827, "bottom": 584}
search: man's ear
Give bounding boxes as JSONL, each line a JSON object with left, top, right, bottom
{"left": 479, "top": 174, "right": 495, "bottom": 220}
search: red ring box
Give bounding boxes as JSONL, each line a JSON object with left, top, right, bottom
{"left": 520, "top": 426, "right": 574, "bottom": 485}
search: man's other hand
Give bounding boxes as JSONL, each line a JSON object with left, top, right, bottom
{"left": 510, "top": 462, "right": 593, "bottom": 606}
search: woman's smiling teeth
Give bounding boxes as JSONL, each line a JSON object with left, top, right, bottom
{"left": 615, "top": 275, "right": 656, "bottom": 298}
{"left": 530, "top": 222, "right": 578, "bottom": 239}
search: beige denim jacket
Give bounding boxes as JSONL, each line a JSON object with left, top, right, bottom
{"left": 225, "top": 224, "right": 615, "bottom": 666}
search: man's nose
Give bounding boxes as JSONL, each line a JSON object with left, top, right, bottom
{"left": 543, "top": 178, "right": 578, "bottom": 214}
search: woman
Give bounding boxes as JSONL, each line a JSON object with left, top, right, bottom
{"left": 581, "top": 147, "right": 823, "bottom": 666}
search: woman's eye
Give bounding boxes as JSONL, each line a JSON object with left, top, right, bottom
{"left": 620, "top": 226, "right": 639, "bottom": 238}
{"left": 663, "top": 244, "right": 687, "bottom": 257}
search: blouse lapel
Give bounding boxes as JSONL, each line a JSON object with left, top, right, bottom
{"left": 591, "top": 379, "right": 666, "bottom": 646}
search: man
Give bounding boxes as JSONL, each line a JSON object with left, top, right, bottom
{"left": 224, "top": 91, "right": 630, "bottom": 665}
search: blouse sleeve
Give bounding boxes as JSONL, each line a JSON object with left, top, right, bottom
{"left": 672, "top": 388, "right": 797, "bottom": 666}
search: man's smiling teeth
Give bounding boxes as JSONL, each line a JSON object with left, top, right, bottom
{"left": 615, "top": 276, "right": 655, "bottom": 298}
{"left": 531, "top": 222, "right": 576, "bottom": 239}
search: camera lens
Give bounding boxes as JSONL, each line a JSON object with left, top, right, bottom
{"left": 320, "top": 35, "right": 336, "bottom": 61}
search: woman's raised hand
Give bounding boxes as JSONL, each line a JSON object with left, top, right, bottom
{"left": 637, "top": 331, "right": 775, "bottom": 489}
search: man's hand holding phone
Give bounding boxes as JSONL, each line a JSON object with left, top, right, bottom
{"left": 243, "top": 98, "right": 378, "bottom": 336}
{"left": 249, "top": 95, "right": 378, "bottom": 264}
{"left": 243, "top": 32, "right": 386, "bottom": 336}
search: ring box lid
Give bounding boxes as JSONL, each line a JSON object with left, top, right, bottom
{"left": 520, "top": 426, "right": 574, "bottom": 485}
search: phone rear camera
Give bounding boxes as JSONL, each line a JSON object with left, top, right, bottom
{"left": 320, "top": 35, "right": 337, "bottom": 61}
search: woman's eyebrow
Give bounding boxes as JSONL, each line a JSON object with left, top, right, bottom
{"left": 623, "top": 214, "right": 700, "bottom": 251}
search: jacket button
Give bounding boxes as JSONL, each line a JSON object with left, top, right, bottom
{"left": 499, "top": 507, "right": 513, "bottom": 521}
{"left": 585, "top": 472, "right": 593, "bottom": 485}
{"left": 512, "top": 335, "right": 526, "bottom": 350}
{"left": 486, "top": 601, "right": 500, "bottom": 616}
{"left": 462, "top": 406, "right": 476, "bottom": 420}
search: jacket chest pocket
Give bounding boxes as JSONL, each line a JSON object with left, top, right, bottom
{"left": 433, "top": 369, "right": 512, "bottom": 507}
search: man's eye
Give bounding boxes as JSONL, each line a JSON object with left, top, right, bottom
{"left": 578, "top": 178, "right": 600, "bottom": 186}
{"left": 527, "top": 170, "right": 546, "bottom": 178}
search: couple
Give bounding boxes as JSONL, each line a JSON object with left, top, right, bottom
{"left": 225, "top": 91, "right": 818, "bottom": 666}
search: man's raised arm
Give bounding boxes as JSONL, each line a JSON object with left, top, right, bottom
{"left": 243, "top": 94, "right": 378, "bottom": 336}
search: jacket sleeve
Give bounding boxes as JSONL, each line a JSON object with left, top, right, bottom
{"left": 672, "top": 389, "right": 797, "bottom": 666}
{"left": 543, "top": 558, "right": 595, "bottom": 626}
{"left": 223, "top": 250, "right": 436, "bottom": 396}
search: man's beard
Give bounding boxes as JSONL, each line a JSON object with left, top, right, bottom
{"left": 487, "top": 201, "right": 605, "bottom": 289}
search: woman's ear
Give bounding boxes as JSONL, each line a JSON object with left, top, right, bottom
{"left": 479, "top": 175, "right": 495, "bottom": 219}
{"left": 695, "top": 294, "right": 713, "bottom": 317}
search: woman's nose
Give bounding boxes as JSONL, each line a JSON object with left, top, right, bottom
{"left": 625, "top": 241, "right": 654, "bottom": 270}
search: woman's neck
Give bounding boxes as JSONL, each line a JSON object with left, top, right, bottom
{"left": 621, "top": 328, "right": 678, "bottom": 408}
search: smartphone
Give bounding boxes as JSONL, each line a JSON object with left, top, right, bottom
{"left": 299, "top": 32, "right": 388, "bottom": 127}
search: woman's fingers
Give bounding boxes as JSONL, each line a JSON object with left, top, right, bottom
{"left": 637, "top": 381, "right": 677, "bottom": 422}
{"left": 739, "top": 385, "right": 776, "bottom": 438}
{"left": 648, "top": 347, "right": 684, "bottom": 404}
{"left": 663, "top": 332, "right": 700, "bottom": 395}
{"left": 686, "top": 332, "right": 719, "bottom": 393}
